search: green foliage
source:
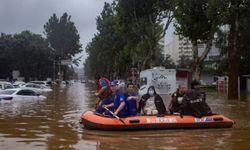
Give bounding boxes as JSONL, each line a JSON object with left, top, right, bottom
{"left": 0, "top": 31, "right": 54, "bottom": 80}
{"left": 84, "top": 0, "right": 173, "bottom": 78}
{"left": 116, "top": 0, "right": 167, "bottom": 68}
{"left": 84, "top": 2, "right": 124, "bottom": 78}
{"left": 44, "top": 13, "right": 82, "bottom": 61}
{"left": 163, "top": 54, "right": 176, "bottom": 68}
{"left": 177, "top": 55, "right": 192, "bottom": 69}
{"left": 173, "top": 0, "right": 213, "bottom": 42}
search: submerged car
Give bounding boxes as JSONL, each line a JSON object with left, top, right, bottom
{"left": 29, "top": 81, "right": 52, "bottom": 87}
{"left": 0, "top": 88, "right": 46, "bottom": 101}
{"left": 12, "top": 81, "right": 26, "bottom": 88}
{"left": 0, "top": 81, "right": 14, "bottom": 91}
{"left": 20, "top": 83, "right": 52, "bottom": 93}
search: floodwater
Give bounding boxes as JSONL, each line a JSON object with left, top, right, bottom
{"left": 0, "top": 83, "right": 250, "bottom": 150}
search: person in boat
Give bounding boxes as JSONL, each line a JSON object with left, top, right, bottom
{"left": 138, "top": 86, "right": 166, "bottom": 116}
{"left": 95, "top": 74, "right": 112, "bottom": 114}
{"left": 180, "top": 80, "right": 213, "bottom": 118}
{"left": 124, "top": 82, "right": 139, "bottom": 116}
{"left": 103, "top": 80, "right": 129, "bottom": 117}
{"left": 168, "top": 85, "right": 187, "bottom": 114}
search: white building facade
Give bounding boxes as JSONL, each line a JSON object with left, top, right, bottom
{"left": 164, "top": 34, "right": 220, "bottom": 64}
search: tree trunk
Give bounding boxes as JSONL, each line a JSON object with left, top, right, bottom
{"left": 149, "top": 49, "right": 155, "bottom": 68}
{"left": 191, "top": 38, "right": 213, "bottom": 81}
{"left": 191, "top": 40, "right": 200, "bottom": 81}
{"left": 228, "top": 17, "right": 240, "bottom": 100}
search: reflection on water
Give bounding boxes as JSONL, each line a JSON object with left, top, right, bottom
{"left": 0, "top": 83, "right": 250, "bottom": 149}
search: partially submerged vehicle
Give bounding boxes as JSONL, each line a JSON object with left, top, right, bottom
{"left": 0, "top": 88, "right": 46, "bottom": 101}
{"left": 0, "top": 81, "right": 14, "bottom": 91}
{"left": 20, "top": 83, "right": 52, "bottom": 93}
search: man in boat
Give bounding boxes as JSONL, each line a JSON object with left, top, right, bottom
{"left": 124, "top": 82, "right": 139, "bottom": 116}
{"left": 95, "top": 74, "right": 112, "bottom": 114}
{"left": 138, "top": 86, "right": 166, "bottom": 116}
{"left": 168, "top": 85, "right": 187, "bottom": 114}
{"left": 180, "top": 80, "right": 213, "bottom": 117}
{"left": 103, "top": 80, "right": 129, "bottom": 117}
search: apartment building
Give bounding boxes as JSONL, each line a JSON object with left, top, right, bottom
{"left": 164, "top": 34, "right": 219, "bottom": 64}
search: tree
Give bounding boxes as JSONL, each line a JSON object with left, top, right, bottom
{"left": 0, "top": 31, "right": 54, "bottom": 81}
{"left": 173, "top": 0, "right": 221, "bottom": 80}
{"left": 44, "top": 13, "right": 82, "bottom": 62}
{"left": 116, "top": 0, "right": 174, "bottom": 69}
{"left": 225, "top": 1, "right": 249, "bottom": 99}
{"left": 0, "top": 33, "right": 15, "bottom": 79}
{"left": 177, "top": 54, "right": 192, "bottom": 69}
{"left": 163, "top": 54, "right": 176, "bottom": 68}
{"left": 84, "top": 2, "right": 125, "bottom": 78}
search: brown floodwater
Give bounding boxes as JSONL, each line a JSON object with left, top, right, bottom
{"left": 0, "top": 82, "right": 250, "bottom": 150}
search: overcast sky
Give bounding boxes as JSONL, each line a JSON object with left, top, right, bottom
{"left": 0, "top": 0, "right": 173, "bottom": 68}
{"left": 0, "top": 0, "right": 114, "bottom": 68}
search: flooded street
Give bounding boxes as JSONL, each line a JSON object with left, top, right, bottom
{"left": 1, "top": 82, "right": 250, "bottom": 150}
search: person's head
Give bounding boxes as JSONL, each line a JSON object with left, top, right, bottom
{"left": 191, "top": 80, "right": 200, "bottom": 90}
{"left": 178, "top": 85, "right": 188, "bottom": 94}
{"left": 147, "top": 86, "right": 156, "bottom": 96}
{"left": 126, "top": 82, "right": 134, "bottom": 93}
{"left": 110, "top": 80, "right": 119, "bottom": 93}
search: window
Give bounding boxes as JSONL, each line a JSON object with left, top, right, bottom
{"left": 26, "top": 84, "right": 33, "bottom": 88}
{"left": 33, "top": 84, "right": 42, "bottom": 88}
{"left": 0, "top": 90, "right": 16, "bottom": 95}
{"left": 4, "top": 84, "right": 14, "bottom": 89}
{"left": 140, "top": 77, "right": 147, "bottom": 86}
{"left": 31, "top": 81, "right": 43, "bottom": 85}
{"left": 16, "top": 90, "right": 37, "bottom": 96}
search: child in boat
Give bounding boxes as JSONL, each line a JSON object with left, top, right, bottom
{"left": 168, "top": 85, "right": 187, "bottom": 114}
{"left": 138, "top": 86, "right": 166, "bottom": 116}
{"left": 103, "top": 80, "right": 129, "bottom": 118}
{"left": 124, "top": 82, "right": 139, "bottom": 116}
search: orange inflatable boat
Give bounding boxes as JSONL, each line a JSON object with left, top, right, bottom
{"left": 80, "top": 111, "right": 235, "bottom": 131}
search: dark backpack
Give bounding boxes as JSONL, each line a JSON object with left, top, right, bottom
{"left": 180, "top": 90, "right": 212, "bottom": 117}
{"left": 138, "top": 94, "right": 166, "bottom": 115}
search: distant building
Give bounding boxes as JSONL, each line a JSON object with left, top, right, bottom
{"left": 164, "top": 34, "right": 193, "bottom": 63}
{"left": 164, "top": 34, "right": 220, "bottom": 65}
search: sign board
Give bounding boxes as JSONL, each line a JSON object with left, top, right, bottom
{"left": 12, "top": 70, "right": 20, "bottom": 79}
{"left": 139, "top": 67, "right": 176, "bottom": 95}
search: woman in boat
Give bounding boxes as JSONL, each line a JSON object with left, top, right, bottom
{"left": 138, "top": 86, "right": 166, "bottom": 116}
{"left": 103, "top": 80, "right": 129, "bottom": 117}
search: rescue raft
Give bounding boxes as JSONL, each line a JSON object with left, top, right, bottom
{"left": 80, "top": 111, "right": 235, "bottom": 131}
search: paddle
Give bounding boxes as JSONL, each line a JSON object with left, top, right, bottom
{"left": 103, "top": 106, "right": 125, "bottom": 125}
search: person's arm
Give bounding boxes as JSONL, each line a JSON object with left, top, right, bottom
{"left": 180, "top": 94, "right": 188, "bottom": 115}
{"left": 127, "top": 95, "right": 139, "bottom": 101}
{"left": 95, "top": 86, "right": 107, "bottom": 97}
{"left": 95, "top": 79, "right": 108, "bottom": 97}
{"left": 104, "top": 103, "right": 114, "bottom": 108}
{"left": 114, "top": 101, "right": 125, "bottom": 115}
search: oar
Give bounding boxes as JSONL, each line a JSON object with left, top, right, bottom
{"left": 103, "top": 106, "right": 125, "bottom": 125}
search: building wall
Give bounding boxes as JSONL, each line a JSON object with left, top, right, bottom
{"left": 164, "top": 34, "right": 220, "bottom": 64}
